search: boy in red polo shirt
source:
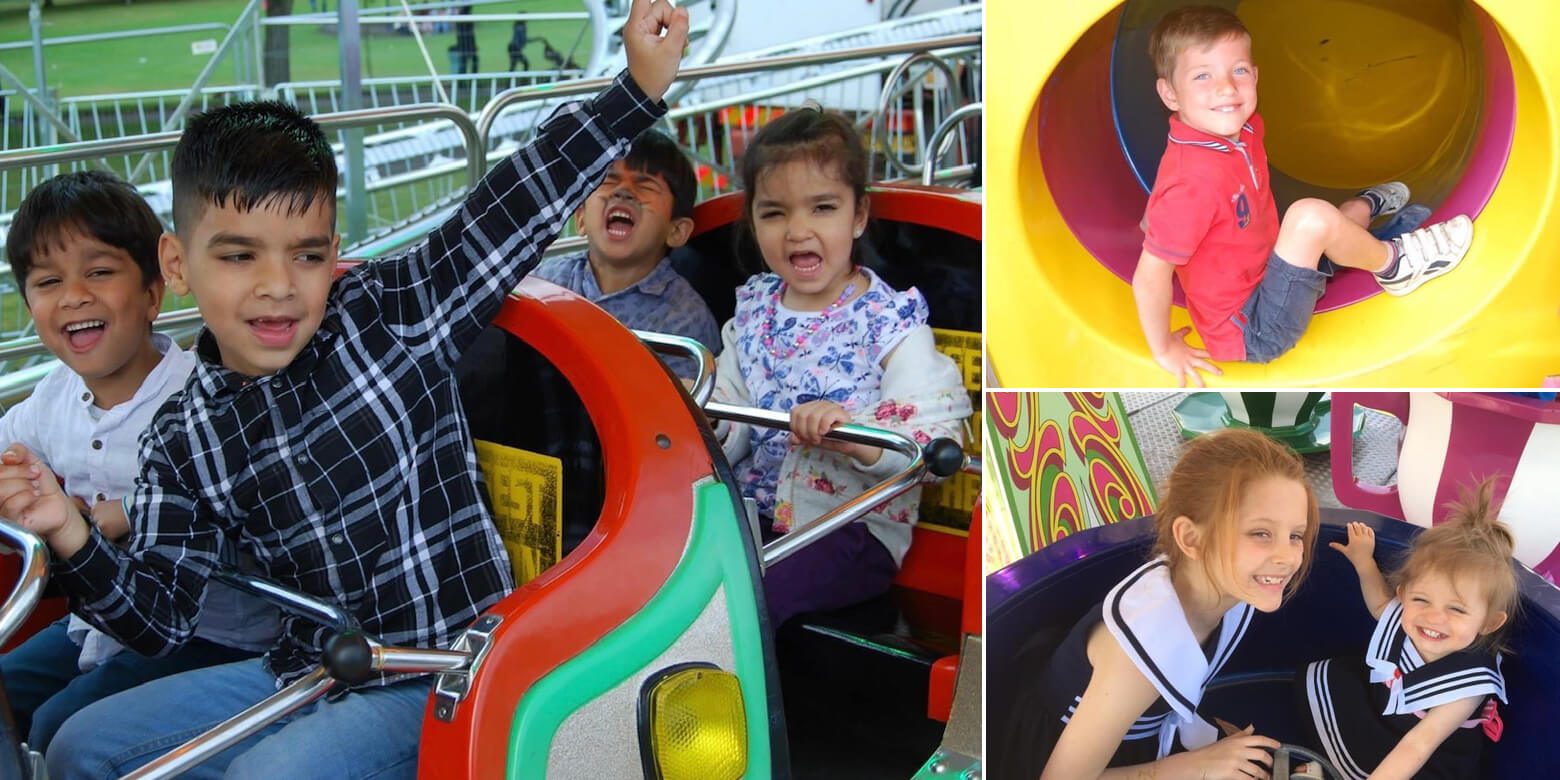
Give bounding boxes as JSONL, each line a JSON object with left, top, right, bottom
{"left": 1133, "top": 5, "right": 1475, "bottom": 385}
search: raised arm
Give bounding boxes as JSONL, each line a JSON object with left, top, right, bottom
{"left": 1331, "top": 521, "right": 1392, "bottom": 619}
{"left": 370, "top": 0, "right": 686, "bottom": 369}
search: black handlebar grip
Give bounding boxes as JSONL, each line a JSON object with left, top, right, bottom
{"left": 923, "top": 437, "right": 965, "bottom": 478}
{"left": 324, "top": 631, "right": 375, "bottom": 685}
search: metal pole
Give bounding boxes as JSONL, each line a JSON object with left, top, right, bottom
{"left": 0, "top": 62, "right": 83, "bottom": 146}
{"left": 338, "top": 0, "right": 367, "bottom": 246}
{"left": 233, "top": 11, "right": 248, "bottom": 89}
{"left": 123, "top": 668, "right": 336, "bottom": 780}
{"left": 251, "top": 3, "right": 266, "bottom": 97}
{"left": 126, "top": 0, "right": 264, "bottom": 183}
{"left": 28, "top": 0, "right": 52, "bottom": 148}
{"left": 0, "top": 522, "right": 48, "bottom": 649}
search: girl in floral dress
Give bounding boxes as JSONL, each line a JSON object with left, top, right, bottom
{"left": 711, "top": 106, "right": 971, "bottom": 629}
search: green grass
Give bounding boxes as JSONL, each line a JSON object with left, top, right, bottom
{"left": 0, "top": 0, "right": 591, "bottom": 98}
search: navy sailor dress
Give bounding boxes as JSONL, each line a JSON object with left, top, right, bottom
{"left": 1032, "top": 557, "right": 1255, "bottom": 772}
{"left": 1297, "top": 598, "right": 1506, "bottom": 780}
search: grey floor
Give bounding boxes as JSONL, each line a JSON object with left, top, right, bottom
{"left": 1120, "top": 392, "right": 1404, "bottom": 507}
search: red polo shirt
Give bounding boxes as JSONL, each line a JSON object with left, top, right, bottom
{"left": 1142, "top": 112, "right": 1280, "bottom": 361}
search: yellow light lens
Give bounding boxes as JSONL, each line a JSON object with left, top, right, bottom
{"left": 644, "top": 666, "right": 747, "bottom": 780}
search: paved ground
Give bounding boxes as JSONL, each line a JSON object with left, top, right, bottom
{"left": 1120, "top": 392, "right": 1404, "bottom": 507}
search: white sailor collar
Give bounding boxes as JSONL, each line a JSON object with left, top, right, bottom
{"left": 1366, "top": 599, "right": 1507, "bottom": 716}
{"left": 1104, "top": 556, "right": 1254, "bottom": 757}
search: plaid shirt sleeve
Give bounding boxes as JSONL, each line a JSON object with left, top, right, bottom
{"left": 366, "top": 70, "right": 665, "bottom": 371}
{"left": 46, "top": 72, "right": 665, "bottom": 666}
{"left": 51, "top": 413, "right": 226, "bottom": 657}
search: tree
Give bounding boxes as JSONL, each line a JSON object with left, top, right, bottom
{"left": 264, "top": 0, "right": 293, "bottom": 87}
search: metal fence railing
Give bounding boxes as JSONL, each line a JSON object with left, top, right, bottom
{"left": 0, "top": 32, "right": 981, "bottom": 400}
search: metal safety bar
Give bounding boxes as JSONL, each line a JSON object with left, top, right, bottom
{"left": 634, "top": 330, "right": 717, "bottom": 407}
{"left": 870, "top": 51, "right": 968, "bottom": 179}
{"left": 123, "top": 568, "right": 474, "bottom": 779}
{"left": 208, "top": 567, "right": 356, "bottom": 633}
{"left": 0, "top": 309, "right": 203, "bottom": 366}
{"left": 921, "top": 101, "right": 982, "bottom": 186}
{"left": 124, "top": 666, "right": 335, "bottom": 780}
{"left": 0, "top": 103, "right": 485, "bottom": 190}
{"left": 0, "top": 521, "right": 47, "bottom": 650}
{"left": 702, "top": 402, "right": 927, "bottom": 569}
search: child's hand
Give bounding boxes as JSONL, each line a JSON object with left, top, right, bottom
{"left": 0, "top": 446, "right": 89, "bottom": 553}
{"left": 791, "top": 401, "right": 851, "bottom": 446}
{"left": 622, "top": 0, "right": 689, "bottom": 103}
{"left": 789, "top": 401, "right": 883, "bottom": 465}
{"left": 1153, "top": 327, "right": 1222, "bottom": 388}
{"left": 1176, "top": 725, "right": 1279, "bottom": 780}
{"left": 1329, "top": 521, "right": 1377, "bottom": 569}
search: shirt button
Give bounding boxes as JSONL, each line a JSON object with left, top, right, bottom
{"left": 331, "top": 534, "right": 345, "bottom": 545}
{"left": 80, "top": 392, "right": 91, "bottom": 403}
{"left": 271, "top": 378, "right": 283, "bottom": 389}
{"left": 96, "top": 493, "right": 106, "bottom": 502}
{"left": 296, "top": 454, "right": 310, "bottom": 466}
{"left": 91, "top": 439, "right": 103, "bottom": 450}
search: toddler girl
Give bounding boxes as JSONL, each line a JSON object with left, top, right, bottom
{"left": 1298, "top": 480, "right": 1515, "bottom": 779}
{"left": 712, "top": 106, "right": 970, "bottom": 629}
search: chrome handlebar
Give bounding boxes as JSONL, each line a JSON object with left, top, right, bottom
{"left": 634, "top": 330, "right": 717, "bottom": 407}
{"left": 124, "top": 570, "right": 474, "bottom": 780}
{"left": 702, "top": 402, "right": 961, "bottom": 569}
{"left": 0, "top": 521, "right": 48, "bottom": 650}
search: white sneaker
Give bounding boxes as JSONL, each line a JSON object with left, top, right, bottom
{"left": 1377, "top": 215, "right": 1474, "bottom": 296}
{"left": 1359, "top": 181, "right": 1411, "bottom": 218}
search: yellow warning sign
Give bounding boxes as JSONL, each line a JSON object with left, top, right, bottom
{"left": 924, "top": 329, "right": 983, "bottom": 532}
{"left": 933, "top": 328, "right": 983, "bottom": 393}
{"left": 474, "top": 440, "right": 563, "bottom": 587}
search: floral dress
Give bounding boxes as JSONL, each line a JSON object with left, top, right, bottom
{"left": 728, "top": 267, "right": 928, "bottom": 521}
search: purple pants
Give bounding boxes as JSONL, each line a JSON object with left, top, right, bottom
{"left": 760, "top": 520, "right": 898, "bottom": 629}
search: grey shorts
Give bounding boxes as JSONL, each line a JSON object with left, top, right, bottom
{"left": 1235, "top": 252, "right": 1328, "bottom": 364}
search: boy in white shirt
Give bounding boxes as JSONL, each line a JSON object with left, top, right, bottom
{"left": 0, "top": 171, "right": 278, "bottom": 751}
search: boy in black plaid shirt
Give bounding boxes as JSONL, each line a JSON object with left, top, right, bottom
{"left": 0, "top": 1, "right": 687, "bottom": 775}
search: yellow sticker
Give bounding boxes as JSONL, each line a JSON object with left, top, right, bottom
{"left": 933, "top": 328, "right": 984, "bottom": 393}
{"left": 474, "top": 440, "right": 563, "bottom": 587}
{"left": 924, "top": 329, "right": 983, "bottom": 532}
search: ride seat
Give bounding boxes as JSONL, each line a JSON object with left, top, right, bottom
{"left": 987, "top": 513, "right": 1560, "bottom": 780}
{"left": 676, "top": 187, "right": 982, "bottom": 333}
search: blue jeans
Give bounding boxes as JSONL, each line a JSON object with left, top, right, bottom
{"left": 0, "top": 620, "right": 256, "bottom": 751}
{"left": 47, "top": 658, "right": 433, "bottom": 779}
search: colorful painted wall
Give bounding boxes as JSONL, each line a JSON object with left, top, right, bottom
{"left": 983, "top": 392, "right": 1156, "bottom": 573}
